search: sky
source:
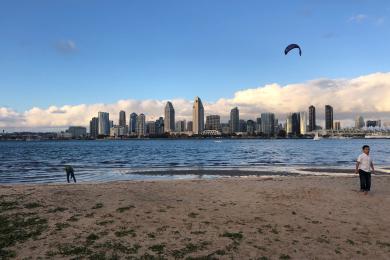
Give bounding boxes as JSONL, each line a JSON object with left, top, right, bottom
{"left": 1, "top": 0, "right": 390, "bottom": 131}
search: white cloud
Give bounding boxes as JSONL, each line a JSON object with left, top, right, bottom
{"left": 349, "top": 14, "right": 368, "bottom": 23}
{"left": 55, "top": 40, "right": 77, "bottom": 53}
{"left": 1, "top": 72, "right": 390, "bottom": 131}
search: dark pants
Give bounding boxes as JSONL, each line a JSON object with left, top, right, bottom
{"left": 67, "top": 171, "right": 76, "bottom": 183}
{"left": 359, "top": 169, "right": 371, "bottom": 191}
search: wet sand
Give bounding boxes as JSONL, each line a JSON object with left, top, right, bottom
{"left": 1, "top": 175, "right": 390, "bottom": 259}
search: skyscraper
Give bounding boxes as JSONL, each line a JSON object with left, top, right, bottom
{"left": 286, "top": 113, "right": 293, "bottom": 134}
{"left": 355, "top": 115, "right": 365, "bottom": 129}
{"left": 334, "top": 121, "right": 341, "bottom": 130}
{"left": 291, "top": 113, "right": 300, "bottom": 135}
{"left": 119, "top": 110, "right": 126, "bottom": 127}
{"left": 186, "top": 121, "right": 193, "bottom": 132}
{"left": 192, "top": 96, "right": 204, "bottom": 135}
{"left": 136, "top": 113, "right": 146, "bottom": 137}
{"left": 308, "top": 105, "right": 316, "bottom": 132}
{"left": 155, "top": 117, "right": 164, "bottom": 135}
{"left": 89, "top": 117, "right": 99, "bottom": 139}
{"left": 164, "top": 101, "right": 175, "bottom": 133}
{"left": 230, "top": 107, "right": 240, "bottom": 134}
{"left": 98, "top": 112, "right": 110, "bottom": 136}
{"left": 205, "top": 115, "right": 221, "bottom": 131}
{"left": 300, "top": 111, "right": 307, "bottom": 135}
{"left": 129, "top": 113, "right": 137, "bottom": 134}
{"left": 261, "top": 113, "right": 275, "bottom": 136}
{"left": 325, "top": 105, "right": 333, "bottom": 130}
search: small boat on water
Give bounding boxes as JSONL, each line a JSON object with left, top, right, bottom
{"left": 313, "top": 132, "right": 321, "bottom": 141}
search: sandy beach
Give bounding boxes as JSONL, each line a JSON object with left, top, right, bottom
{"left": 1, "top": 175, "right": 390, "bottom": 259}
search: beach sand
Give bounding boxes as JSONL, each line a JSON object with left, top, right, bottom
{"left": 1, "top": 175, "right": 390, "bottom": 259}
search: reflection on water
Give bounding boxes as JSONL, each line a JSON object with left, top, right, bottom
{"left": 0, "top": 139, "right": 389, "bottom": 183}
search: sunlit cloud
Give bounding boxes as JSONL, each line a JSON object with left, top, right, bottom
{"left": 1, "top": 72, "right": 390, "bottom": 131}
{"left": 55, "top": 39, "right": 77, "bottom": 53}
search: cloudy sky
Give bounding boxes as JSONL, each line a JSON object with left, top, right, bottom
{"left": 0, "top": 0, "right": 390, "bottom": 131}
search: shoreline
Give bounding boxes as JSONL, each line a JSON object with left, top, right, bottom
{"left": 1, "top": 175, "right": 390, "bottom": 259}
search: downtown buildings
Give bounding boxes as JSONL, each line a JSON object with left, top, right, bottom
{"left": 192, "top": 96, "right": 204, "bottom": 135}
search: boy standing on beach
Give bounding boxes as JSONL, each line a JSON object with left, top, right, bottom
{"left": 355, "top": 145, "right": 375, "bottom": 195}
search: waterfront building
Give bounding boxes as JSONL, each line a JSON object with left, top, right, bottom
{"left": 246, "top": 120, "right": 256, "bottom": 135}
{"left": 291, "top": 113, "right": 300, "bottom": 135}
{"left": 355, "top": 115, "right": 365, "bottom": 129}
{"left": 205, "top": 115, "right": 221, "bottom": 131}
{"left": 366, "top": 120, "right": 381, "bottom": 128}
{"left": 256, "top": 117, "right": 262, "bottom": 133}
{"left": 146, "top": 121, "right": 156, "bottom": 136}
{"left": 300, "top": 111, "right": 307, "bottom": 135}
{"left": 155, "top": 117, "right": 164, "bottom": 135}
{"left": 119, "top": 110, "right": 126, "bottom": 127}
{"left": 186, "top": 121, "right": 193, "bottom": 132}
{"left": 239, "top": 119, "right": 247, "bottom": 132}
{"left": 89, "top": 117, "right": 99, "bottom": 139}
{"left": 136, "top": 113, "right": 146, "bottom": 137}
{"left": 98, "top": 112, "right": 110, "bottom": 136}
{"left": 286, "top": 113, "right": 293, "bottom": 134}
{"left": 261, "top": 113, "right": 275, "bottom": 136}
{"left": 308, "top": 105, "right": 316, "bottom": 132}
{"left": 67, "top": 126, "right": 87, "bottom": 138}
{"left": 334, "top": 121, "right": 341, "bottom": 130}
{"left": 221, "top": 123, "right": 230, "bottom": 135}
{"left": 164, "top": 101, "right": 175, "bottom": 133}
{"left": 129, "top": 113, "right": 137, "bottom": 134}
{"left": 192, "top": 97, "right": 204, "bottom": 135}
{"left": 325, "top": 105, "right": 333, "bottom": 130}
{"left": 175, "top": 120, "right": 186, "bottom": 132}
{"left": 230, "top": 107, "right": 240, "bottom": 134}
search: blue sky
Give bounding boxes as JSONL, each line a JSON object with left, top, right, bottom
{"left": 1, "top": 0, "right": 389, "bottom": 112}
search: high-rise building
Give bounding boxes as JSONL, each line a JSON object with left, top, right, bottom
{"left": 89, "top": 117, "right": 99, "bottom": 139}
{"left": 308, "top": 105, "right": 316, "bottom": 132}
{"left": 186, "top": 121, "right": 193, "bottom": 132}
{"left": 291, "top": 113, "right": 300, "bottom": 135}
{"left": 334, "top": 121, "right": 341, "bottom": 130}
{"left": 230, "top": 107, "right": 240, "bottom": 134}
{"left": 300, "top": 111, "right": 307, "bottom": 135}
{"left": 67, "top": 126, "right": 87, "bottom": 138}
{"left": 155, "top": 117, "right": 164, "bottom": 135}
{"left": 146, "top": 121, "right": 156, "bottom": 136}
{"left": 164, "top": 101, "right": 175, "bottom": 133}
{"left": 239, "top": 119, "right": 247, "bottom": 132}
{"left": 246, "top": 120, "right": 256, "bottom": 135}
{"left": 136, "top": 113, "right": 146, "bottom": 137}
{"left": 205, "top": 115, "right": 221, "bottom": 131}
{"left": 119, "top": 110, "right": 126, "bottom": 127}
{"left": 192, "top": 97, "right": 204, "bottom": 135}
{"left": 286, "top": 113, "right": 293, "bottom": 134}
{"left": 129, "top": 113, "right": 137, "bottom": 134}
{"left": 98, "top": 112, "right": 110, "bottom": 136}
{"left": 261, "top": 113, "right": 275, "bottom": 136}
{"left": 256, "top": 117, "right": 262, "bottom": 133}
{"left": 355, "top": 115, "right": 365, "bottom": 129}
{"left": 325, "top": 105, "right": 333, "bottom": 130}
{"left": 175, "top": 120, "right": 186, "bottom": 132}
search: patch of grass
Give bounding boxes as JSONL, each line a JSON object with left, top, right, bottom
{"left": 188, "top": 212, "right": 199, "bottom": 218}
{"left": 86, "top": 233, "right": 99, "bottom": 243}
{"left": 47, "top": 207, "right": 67, "bottom": 213}
{"left": 96, "top": 219, "right": 114, "bottom": 226}
{"left": 147, "top": 233, "right": 156, "bottom": 239}
{"left": 85, "top": 212, "right": 95, "bottom": 218}
{"left": 57, "top": 244, "right": 92, "bottom": 256}
{"left": 172, "top": 242, "right": 209, "bottom": 258}
{"left": 67, "top": 215, "right": 79, "bottom": 222}
{"left": 191, "top": 230, "right": 206, "bottom": 235}
{"left": 158, "top": 208, "right": 166, "bottom": 212}
{"left": 376, "top": 240, "right": 390, "bottom": 248}
{"left": 92, "top": 203, "right": 103, "bottom": 209}
{"left": 149, "top": 244, "right": 165, "bottom": 254}
{"left": 215, "top": 249, "right": 226, "bottom": 255}
{"left": 55, "top": 222, "right": 71, "bottom": 231}
{"left": 0, "top": 213, "right": 48, "bottom": 259}
{"left": 114, "top": 228, "right": 136, "bottom": 238}
{"left": 0, "top": 200, "right": 18, "bottom": 212}
{"left": 94, "top": 241, "right": 141, "bottom": 255}
{"left": 24, "top": 202, "right": 41, "bottom": 209}
{"left": 317, "top": 237, "right": 330, "bottom": 244}
{"left": 116, "top": 205, "right": 135, "bottom": 213}
{"left": 271, "top": 228, "right": 279, "bottom": 234}
{"left": 346, "top": 239, "right": 355, "bottom": 245}
{"left": 279, "top": 254, "right": 291, "bottom": 259}
{"left": 258, "top": 257, "right": 269, "bottom": 260}
{"left": 221, "top": 232, "right": 243, "bottom": 241}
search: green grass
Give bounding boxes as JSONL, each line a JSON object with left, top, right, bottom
{"left": 67, "top": 215, "right": 79, "bottom": 222}
{"left": 0, "top": 200, "right": 19, "bottom": 212}
{"left": 116, "top": 205, "right": 135, "bottom": 213}
{"left": 114, "top": 229, "right": 136, "bottom": 238}
{"left": 188, "top": 212, "right": 199, "bottom": 218}
{"left": 346, "top": 239, "right": 355, "bottom": 245}
{"left": 221, "top": 232, "right": 243, "bottom": 241}
{"left": 55, "top": 222, "right": 71, "bottom": 231}
{"left": 0, "top": 213, "right": 48, "bottom": 259}
{"left": 279, "top": 254, "right": 291, "bottom": 259}
{"left": 47, "top": 207, "right": 68, "bottom": 213}
{"left": 86, "top": 233, "right": 99, "bottom": 243}
{"left": 171, "top": 242, "right": 209, "bottom": 258}
{"left": 24, "top": 202, "right": 41, "bottom": 209}
{"left": 96, "top": 219, "right": 114, "bottom": 226}
{"left": 149, "top": 244, "right": 166, "bottom": 254}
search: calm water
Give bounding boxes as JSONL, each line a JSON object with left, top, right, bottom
{"left": 0, "top": 139, "right": 389, "bottom": 184}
